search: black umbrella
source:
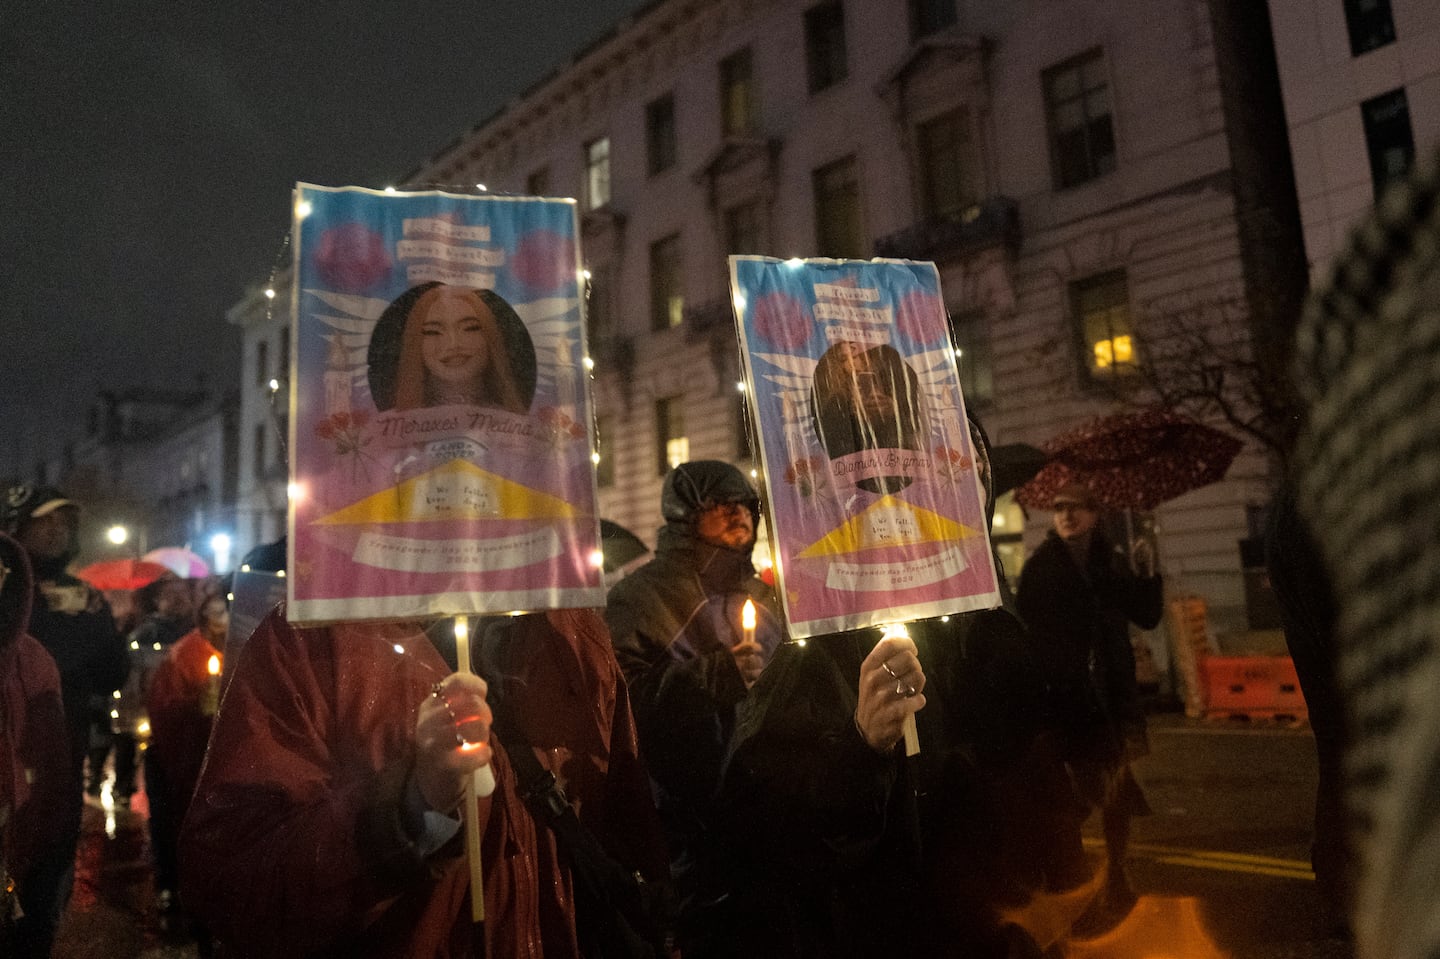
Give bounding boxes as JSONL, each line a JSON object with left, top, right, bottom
{"left": 989, "top": 443, "right": 1050, "bottom": 498}
{"left": 600, "top": 519, "right": 650, "bottom": 574}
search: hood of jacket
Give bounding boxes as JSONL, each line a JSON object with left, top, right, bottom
{"left": 661, "top": 460, "right": 760, "bottom": 527}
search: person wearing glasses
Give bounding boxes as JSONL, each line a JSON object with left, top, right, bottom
{"left": 1015, "top": 482, "right": 1162, "bottom": 933}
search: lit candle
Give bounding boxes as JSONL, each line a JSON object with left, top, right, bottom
{"left": 741, "top": 599, "right": 757, "bottom": 647}
{"left": 453, "top": 615, "right": 491, "bottom": 924}
{"left": 882, "top": 623, "right": 920, "bottom": 757}
{"left": 201, "top": 654, "right": 222, "bottom": 717}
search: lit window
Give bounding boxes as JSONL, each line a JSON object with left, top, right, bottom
{"left": 656, "top": 398, "right": 689, "bottom": 476}
{"left": 584, "top": 137, "right": 611, "bottom": 211}
{"left": 595, "top": 416, "right": 615, "bottom": 487}
{"left": 1070, "top": 270, "right": 1138, "bottom": 380}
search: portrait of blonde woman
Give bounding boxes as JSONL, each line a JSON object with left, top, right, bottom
{"left": 367, "top": 282, "right": 537, "bottom": 413}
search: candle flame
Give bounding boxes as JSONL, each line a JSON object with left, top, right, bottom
{"left": 207, "top": 654, "right": 221, "bottom": 677}
{"left": 742, "top": 599, "right": 757, "bottom": 631}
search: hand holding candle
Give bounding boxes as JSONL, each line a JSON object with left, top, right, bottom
{"left": 855, "top": 627, "right": 925, "bottom": 755}
{"left": 733, "top": 598, "right": 765, "bottom": 688}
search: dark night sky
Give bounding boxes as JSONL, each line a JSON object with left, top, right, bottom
{"left": 0, "top": 1, "right": 650, "bottom": 478}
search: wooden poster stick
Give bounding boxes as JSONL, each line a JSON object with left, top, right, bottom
{"left": 453, "top": 615, "right": 495, "bottom": 923}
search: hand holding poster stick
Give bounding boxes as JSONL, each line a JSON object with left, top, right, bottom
{"left": 855, "top": 625, "right": 926, "bottom": 756}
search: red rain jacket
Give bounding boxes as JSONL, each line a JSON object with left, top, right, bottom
{"left": 180, "top": 606, "right": 664, "bottom": 958}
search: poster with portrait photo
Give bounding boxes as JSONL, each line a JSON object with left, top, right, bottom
{"left": 730, "top": 256, "right": 1000, "bottom": 637}
{"left": 287, "top": 183, "right": 602, "bottom": 624}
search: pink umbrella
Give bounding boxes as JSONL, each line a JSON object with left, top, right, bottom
{"left": 143, "top": 546, "right": 211, "bottom": 579}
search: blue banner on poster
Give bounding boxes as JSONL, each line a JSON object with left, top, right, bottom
{"left": 730, "top": 256, "right": 1000, "bottom": 638}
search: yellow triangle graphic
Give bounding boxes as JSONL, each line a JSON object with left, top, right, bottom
{"left": 313, "top": 459, "right": 577, "bottom": 525}
{"left": 796, "top": 495, "right": 979, "bottom": 558}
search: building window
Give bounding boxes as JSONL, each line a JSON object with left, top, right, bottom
{"left": 649, "top": 234, "right": 685, "bottom": 331}
{"left": 918, "top": 108, "right": 975, "bottom": 220}
{"left": 720, "top": 48, "right": 757, "bottom": 137}
{"left": 813, "top": 155, "right": 864, "bottom": 259}
{"left": 526, "top": 167, "right": 550, "bottom": 196}
{"left": 584, "top": 137, "right": 611, "bottom": 211}
{"left": 947, "top": 309, "right": 993, "bottom": 404}
{"left": 991, "top": 492, "right": 1027, "bottom": 581}
{"left": 805, "top": 2, "right": 848, "bottom": 93}
{"left": 724, "top": 201, "right": 764, "bottom": 257}
{"left": 252, "top": 424, "right": 266, "bottom": 478}
{"left": 1362, "top": 88, "right": 1414, "bottom": 197}
{"left": 736, "top": 391, "right": 755, "bottom": 459}
{"left": 594, "top": 416, "right": 615, "bottom": 487}
{"left": 1043, "top": 49, "right": 1115, "bottom": 189}
{"left": 656, "top": 397, "right": 689, "bottom": 476}
{"left": 1344, "top": 0, "right": 1396, "bottom": 56}
{"left": 1070, "top": 270, "right": 1138, "bottom": 380}
{"left": 910, "top": 0, "right": 957, "bottom": 39}
{"left": 585, "top": 264, "right": 614, "bottom": 343}
{"left": 255, "top": 340, "right": 269, "bottom": 386}
{"left": 646, "top": 94, "right": 677, "bottom": 176}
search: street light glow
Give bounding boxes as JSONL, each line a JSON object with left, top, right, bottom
{"left": 106, "top": 525, "right": 128, "bottom": 545}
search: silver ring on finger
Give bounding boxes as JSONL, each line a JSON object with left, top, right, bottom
{"left": 882, "top": 661, "right": 899, "bottom": 680}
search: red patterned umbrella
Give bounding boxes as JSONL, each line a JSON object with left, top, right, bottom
{"left": 1015, "top": 409, "right": 1243, "bottom": 512}
{"left": 76, "top": 558, "right": 172, "bottom": 592}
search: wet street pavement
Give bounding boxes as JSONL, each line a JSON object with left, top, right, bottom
{"left": 51, "top": 715, "right": 1355, "bottom": 958}
{"left": 55, "top": 785, "right": 199, "bottom": 959}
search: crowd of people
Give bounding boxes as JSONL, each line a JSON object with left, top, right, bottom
{"left": 0, "top": 486, "right": 234, "bottom": 957}
{"left": 174, "top": 435, "right": 1161, "bottom": 959}
{"left": 7, "top": 150, "right": 1439, "bottom": 958}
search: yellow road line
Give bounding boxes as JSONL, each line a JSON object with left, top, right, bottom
{"left": 1083, "top": 838, "right": 1314, "bottom": 880}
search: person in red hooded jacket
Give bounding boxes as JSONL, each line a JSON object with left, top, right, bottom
{"left": 1, "top": 532, "right": 73, "bottom": 958}
{"left": 146, "top": 591, "right": 228, "bottom": 946}
{"left": 180, "top": 606, "right": 667, "bottom": 958}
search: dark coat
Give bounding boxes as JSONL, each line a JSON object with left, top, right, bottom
{"left": 712, "top": 610, "right": 1069, "bottom": 959}
{"left": 1016, "top": 529, "right": 1162, "bottom": 760}
{"left": 26, "top": 570, "right": 128, "bottom": 799}
{"left": 604, "top": 527, "right": 781, "bottom": 899}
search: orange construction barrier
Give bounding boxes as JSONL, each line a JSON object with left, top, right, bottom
{"left": 1200, "top": 655, "right": 1307, "bottom": 720}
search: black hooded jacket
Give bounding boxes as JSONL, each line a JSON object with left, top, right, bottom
{"left": 603, "top": 462, "right": 781, "bottom": 897}
{"left": 3, "top": 488, "right": 129, "bottom": 780}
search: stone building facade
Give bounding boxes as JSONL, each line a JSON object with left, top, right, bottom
{"left": 389, "top": 0, "right": 1301, "bottom": 640}
{"left": 1267, "top": 0, "right": 1440, "bottom": 271}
